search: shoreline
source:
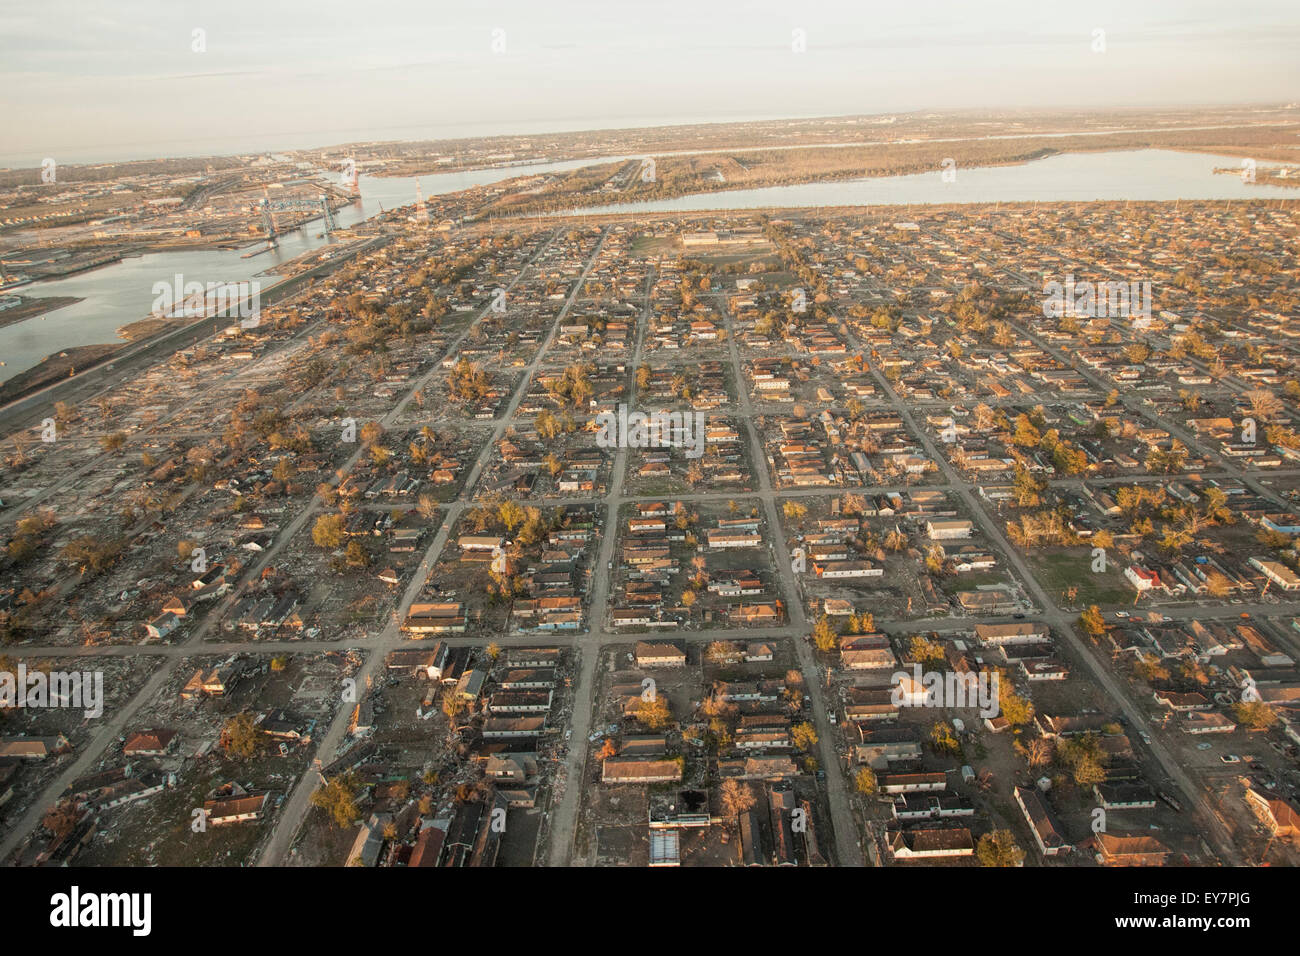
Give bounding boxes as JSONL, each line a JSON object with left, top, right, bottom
{"left": 0, "top": 295, "right": 82, "bottom": 331}
{"left": 0, "top": 343, "right": 123, "bottom": 404}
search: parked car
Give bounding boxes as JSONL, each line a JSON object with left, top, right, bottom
{"left": 1221, "top": 754, "right": 1240, "bottom": 764}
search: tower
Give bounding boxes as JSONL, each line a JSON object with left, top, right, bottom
{"left": 415, "top": 182, "right": 429, "bottom": 223}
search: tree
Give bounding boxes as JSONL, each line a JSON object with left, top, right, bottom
{"left": 1246, "top": 389, "right": 1282, "bottom": 423}
{"left": 221, "top": 711, "right": 261, "bottom": 759}
{"left": 854, "top": 767, "right": 877, "bottom": 794}
{"left": 1012, "top": 414, "right": 1041, "bottom": 448}
{"left": 998, "top": 679, "right": 1034, "bottom": 727}
{"left": 60, "top": 535, "right": 124, "bottom": 575}
{"left": 311, "top": 772, "right": 361, "bottom": 828}
{"left": 812, "top": 614, "right": 838, "bottom": 653}
{"left": 720, "top": 779, "right": 756, "bottom": 821}
{"left": 635, "top": 695, "right": 672, "bottom": 730}
{"left": 1024, "top": 737, "right": 1052, "bottom": 769}
{"left": 312, "top": 513, "right": 345, "bottom": 548}
{"left": 1232, "top": 701, "right": 1277, "bottom": 731}
{"left": 498, "top": 500, "right": 525, "bottom": 532}
{"left": 791, "top": 722, "right": 818, "bottom": 750}
{"left": 908, "top": 635, "right": 944, "bottom": 664}
{"left": 100, "top": 431, "right": 127, "bottom": 453}
{"left": 1077, "top": 605, "right": 1106, "bottom": 638}
{"left": 930, "top": 721, "right": 961, "bottom": 757}
{"left": 976, "top": 830, "right": 1024, "bottom": 867}
{"left": 596, "top": 739, "right": 617, "bottom": 761}
{"left": 1057, "top": 733, "right": 1107, "bottom": 787}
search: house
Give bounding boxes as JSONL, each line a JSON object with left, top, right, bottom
{"left": 887, "top": 827, "right": 974, "bottom": 859}
{"left": 1124, "top": 565, "right": 1163, "bottom": 592}
{"left": 123, "top": 729, "right": 178, "bottom": 757}
{"left": 975, "top": 622, "right": 1049, "bottom": 646}
{"left": 386, "top": 643, "right": 451, "bottom": 680}
{"left": 409, "top": 821, "right": 448, "bottom": 867}
{"left": 1095, "top": 782, "right": 1158, "bottom": 810}
{"left": 729, "top": 603, "right": 783, "bottom": 625}
{"left": 840, "top": 635, "right": 897, "bottom": 670}
{"left": 1181, "top": 711, "right": 1236, "bottom": 734}
{"left": 455, "top": 668, "right": 487, "bottom": 701}
{"left": 893, "top": 793, "right": 976, "bottom": 821}
{"left": 719, "top": 755, "right": 800, "bottom": 780}
{"left": 483, "top": 754, "right": 539, "bottom": 787}
{"left": 879, "top": 772, "right": 947, "bottom": 794}
{"left": 203, "top": 789, "right": 271, "bottom": 825}
{"left": 1094, "top": 832, "right": 1170, "bottom": 866}
{"left": 480, "top": 717, "right": 545, "bottom": 738}
{"left": 94, "top": 771, "right": 167, "bottom": 810}
{"left": 180, "top": 662, "right": 240, "bottom": 699}
{"left": 634, "top": 641, "right": 686, "bottom": 668}
{"left": 0, "top": 734, "right": 71, "bottom": 760}
{"left": 1250, "top": 557, "right": 1300, "bottom": 591}
{"left": 1015, "top": 786, "right": 1071, "bottom": 856}
{"left": 1243, "top": 784, "right": 1300, "bottom": 838}
{"left": 347, "top": 812, "right": 391, "bottom": 867}
{"left": 601, "top": 757, "right": 683, "bottom": 785}
{"left": 926, "top": 519, "right": 972, "bottom": 540}
{"left": 459, "top": 535, "right": 506, "bottom": 553}
{"left": 146, "top": 611, "right": 181, "bottom": 640}
{"left": 1021, "top": 659, "right": 1069, "bottom": 681}
{"left": 1153, "top": 690, "right": 1211, "bottom": 712}
{"left": 813, "top": 560, "right": 882, "bottom": 579}
{"left": 854, "top": 727, "right": 923, "bottom": 769}
{"left": 956, "top": 590, "right": 1017, "bottom": 614}
{"left": 486, "top": 690, "right": 552, "bottom": 714}
{"left": 403, "top": 603, "right": 467, "bottom": 634}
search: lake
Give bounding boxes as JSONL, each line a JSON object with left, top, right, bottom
{"left": 566, "top": 149, "right": 1298, "bottom": 214}
{"left": 2, "top": 148, "right": 1294, "bottom": 383}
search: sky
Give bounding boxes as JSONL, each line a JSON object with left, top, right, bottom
{"left": 2, "top": 0, "right": 1299, "bottom": 166}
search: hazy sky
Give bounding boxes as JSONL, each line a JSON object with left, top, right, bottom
{"left": 3, "top": 0, "right": 1299, "bottom": 165}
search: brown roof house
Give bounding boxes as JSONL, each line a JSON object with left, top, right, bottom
{"left": 634, "top": 641, "right": 686, "bottom": 668}
{"left": 123, "top": 729, "right": 179, "bottom": 758}
{"left": 602, "top": 757, "right": 683, "bottom": 785}
{"left": 1015, "top": 785, "right": 1072, "bottom": 857}
{"left": 1094, "top": 832, "right": 1170, "bottom": 866}
{"left": 1243, "top": 784, "right": 1300, "bottom": 840}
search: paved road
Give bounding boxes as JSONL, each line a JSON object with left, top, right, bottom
{"left": 0, "top": 230, "right": 559, "bottom": 864}
{"left": 842, "top": 285, "right": 1247, "bottom": 866}
{"left": 545, "top": 259, "right": 653, "bottom": 866}
{"left": 257, "top": 227, "right": 599, "bottom": 865}
{"left": 717, "top": 292, "right": 865, "bottom": 866}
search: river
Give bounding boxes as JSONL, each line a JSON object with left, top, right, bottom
{"left": 0, "top": 156, "right": 624, "bottom": 382}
